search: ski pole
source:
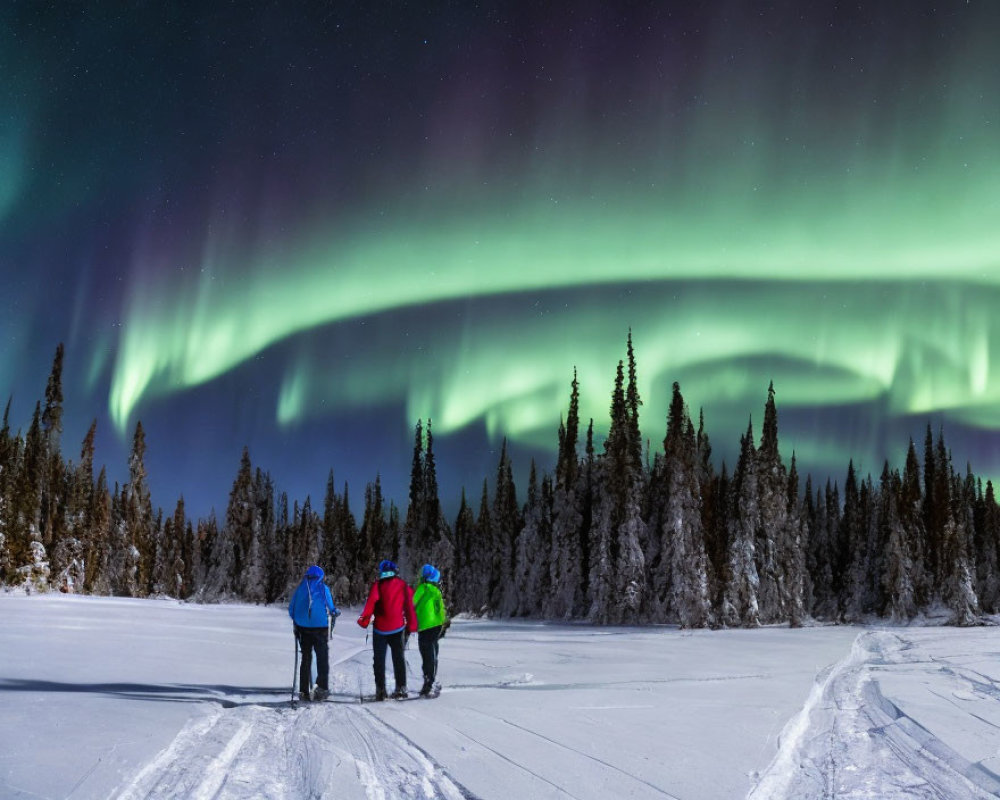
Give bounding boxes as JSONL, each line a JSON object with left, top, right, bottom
{"left": 292, "top": 627, "right": 300, "bottom": 705}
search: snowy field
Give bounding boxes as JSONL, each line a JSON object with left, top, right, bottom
{"left": 1, "top": 596, "right": 999, "bottom": 799}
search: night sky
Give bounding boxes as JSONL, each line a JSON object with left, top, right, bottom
{"left": 2, "top": 2, "right": 1000, "bottom": 518}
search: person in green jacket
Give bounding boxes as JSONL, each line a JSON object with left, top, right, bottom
{"left": 413, "top": 563, "right": 448, "bottom": 696}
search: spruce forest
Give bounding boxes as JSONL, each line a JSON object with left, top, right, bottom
{"left": 1, "top": 338, "right": 995, "bottom": 629}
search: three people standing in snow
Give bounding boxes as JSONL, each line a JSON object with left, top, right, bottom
{"left": 290, "top": 560, "right": 449, "bottom": 703}
{"left": 288, "top": 565, "right": 341, "bottom": 702}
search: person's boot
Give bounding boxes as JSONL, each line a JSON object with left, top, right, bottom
{"left": 391, "top": 685, "right": 408, "bottom": 699}
{"left": 374, "top": 680, "right": 387, "bottom": 701}
{"left": 313, "top": 687, "right": 329, "bottom": 701}
{"left": 299, "top": 689, "right": 311, "bottom": 702}
{"left": 419, "top": 678, "right": 433, "bottom": 697}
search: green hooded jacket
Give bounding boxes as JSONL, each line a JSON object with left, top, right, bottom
{"left": 412, "top": 580, "right": 447, "bottom": 631}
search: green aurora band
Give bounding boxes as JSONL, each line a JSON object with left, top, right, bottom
{"left": 111, "top": 157, "right": 1000, "bottom": 436}
{"left": 104, "top": 3, "right": 1000, "bottom": 478}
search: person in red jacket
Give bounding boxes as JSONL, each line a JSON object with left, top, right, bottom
{"left": 357, "top": 559, "right": 418, "bottom": 699}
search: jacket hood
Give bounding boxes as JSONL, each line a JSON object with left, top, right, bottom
{"left": 305, "top": 565, "right": 324, "bottom": 580}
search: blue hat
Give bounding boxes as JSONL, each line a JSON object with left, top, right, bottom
{"left": 378, "top": 559, "right": 398, "bottom": 578}
{"left": 421, "top": 564, "right": 440, "bottom": 583}
{"left": 305, "top": 565, "right": 324, "bottom": 580}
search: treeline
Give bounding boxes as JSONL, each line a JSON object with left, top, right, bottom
{"left": 1, "top": 338, "right": 997, "bottom": 628}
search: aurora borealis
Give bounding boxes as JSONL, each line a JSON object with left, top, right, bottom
{"left": 2, "top": 2, "right": 1000, "bottom": 516}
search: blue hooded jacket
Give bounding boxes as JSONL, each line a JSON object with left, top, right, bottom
{"left": 288, "top": 565, "right": 339, "bottom": 628}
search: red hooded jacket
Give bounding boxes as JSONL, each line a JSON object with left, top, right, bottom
{"left": 357, "top": 576, "right": 418, "bottom": 634}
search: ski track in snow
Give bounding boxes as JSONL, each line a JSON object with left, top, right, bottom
{"left": 114, "top": 701, "right": 473, "bottom": 800}
{"left": 749, "top": 630, "right": 1000, "bottom": 800}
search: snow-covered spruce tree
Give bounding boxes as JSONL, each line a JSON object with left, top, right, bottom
{"left": 490, "top": 439, "right": 521, "bottom": 615}
{"left": 530, "top": 474, "right": 555, "bottom": 613}
{"left": 703, "top": 461, "right": 730, "bottom": 614}
{"left": 506, "top": 460, "right": 536, "bottom": 616}
{"left": 754, "top": 382, "right": 803, "bottom": 626}
{"left": 399, "top": 419, "right": 452, "bottom": 583}
{"left": 587, "top": 457, "right": 615, "bottom": 624}
{"left": 859, "top": 473, "right": 884, "bottom": 618}
{"left": 265, "top": 495, "right": 289, "bottom": 600}
{"left": 83, "top": 467, "right": 111, "bottom": 594}
{"left": 842, "top": 463, "right": 884, "bottom": 622}
{"left": 944, "top": 470, "right": 979, "bottom": 625}
{"left": 168, "top": 497, "right": 187, "bottom": 598}
{"left": 124, "top": 421, "right": 155, "bottom": 596}
{"left": 451, "top": 488, "right": 475, "bottom": 612}
{"left": 181, "top": 519, "right": 197, "bottom": 599}
{"left": 422, "top": 420, "right": 454, "bottom": 588}
{"left": 355, "top": 478, "right": 388, "bottom": 602}
{"left": 8, "top": 404, "right": 44, "bottom": 583}
{"left": 782, "top": 454, "right": 806, "bottom": 627}
{"left": 618, "top": 337, "right": 648, "bottom": 621}
{"left": 107, "top": 483, "right": 139, "bottom": 596}
{"left": 836, "top": 461, "right": 864, "bottom": 621}
{"left": 459, "top": 480, "right": 494, "bottom": 615}
{"left": 799, "top": 474, "right": 816, "bottom": 615}
{"left": 881, "top": 467, "right": 918, "bottom": 621}
{"left": 962, "top": 466, "right": 982, "bottom": 611}
{"left": 231, "top": 448, "right": 259, "bottom": 599}
{"left": 589, "top": 357, "right": 646, "bottom": 624}
{"left": 547, "top": 370, "right": 584, "bottom": 619}
{"left": 643, "top": 448, "right": 669, "bottom": 620}
{"left": 258, "top": 481, "right": 286, "bottom": 603}
{"left": 695, "top": 410, "right": 726, "bottom": 619}
{"left": 250, "top": 468, "right": 278, "bottom": 603}
{"left": 39, "top": 344, "right": 64, "bottom": 553}
{"left": 0, "top": 400, "right": 13, "bottom": 584}
{"left": 149, "top": 509, "right": 169, "bottom": 596}
{"left": 321, "top": 471, "right": 338, "bottom": 577}
{"left": 322, "top": 472, "right": 356, "bottom": 599}
{"left": 284, "top": 497, "right": 321, "bottom": 597}
{"left": 900, "top": 439, "right": 929, "bottom": 607}
{"left": 0, "top": 467, "right": 8, "bottom": 586}
{"left": 282, "top": 500, "right": 303, "bottom": 596}
{"left": 804, "top": 480, "right": 836, "bottom": 620}
{"left": 205, "top": 447, "right": 251, "bottom": 598}
{"left": 51, "top": 458, "right": 86, "bottom": 593}
{"left": 578, "top": 420, "right": 596, "bottom": 613}
{"left": 655, "top": 382, "right": 711, "bottom": 628}
{"left": 976, "top": 481, "right": 1000, "bottom": 613}
{"left": 6, "top": 401, "right": 46, "bottom": 591}
{"left": 924, "top": 426, "right": 955, "bottom": 598}
{"left": 511, "top": 462, "right": 553, "bottom": 617}
{"left": 721, "top": 420, "right": 760, "bottom": 627}
{"left": 62, "top": 420, "right": 98, "bottom": 592}
{"left": 400, "top": 420, "right": 425, "bottom": 576}
{"left": 193, "top": 511, "right": 220, "bottom": 598}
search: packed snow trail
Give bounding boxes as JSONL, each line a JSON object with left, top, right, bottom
{"left": 115, "top": 700, "right": 473, "bottom": 800}
{"left": 749, "top": 629, "right": 1000, "bottom": 799}
{"left": 0, "top": 595, "right": 874, "bottom": 800}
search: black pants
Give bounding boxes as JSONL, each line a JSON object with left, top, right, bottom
{"left": 372, "top": 630, "right": 407, "bottom": 690}
{"left": 418, "top": 626, "right": 442, "bottom": 684}
{"left": 297, "top": 626, "right": 329, "bottom": 691}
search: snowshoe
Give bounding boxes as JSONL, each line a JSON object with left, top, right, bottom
{"left": 390, "top": 686, "right": 409, "bottom": 700}
{"left": 312, "top": 687, "right": 329, "bottom": 701}
{"left": 299, "top": 691, "right": 311, "bottom": 702}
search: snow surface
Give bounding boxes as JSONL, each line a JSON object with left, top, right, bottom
{"left": 1, "top": 595, "right": 998, "bottom": 799}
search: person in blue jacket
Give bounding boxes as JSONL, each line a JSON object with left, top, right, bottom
{"left": 288, "top": 565, "right": 340, "bottom": 701}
